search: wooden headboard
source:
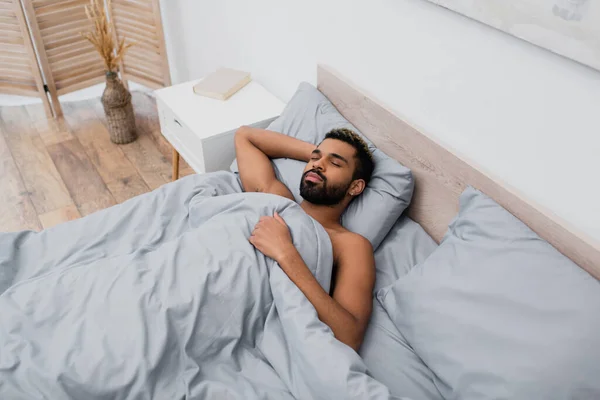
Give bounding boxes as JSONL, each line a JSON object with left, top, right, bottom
{"left": 317, "top": 64, "right": 600, "bottom": 280}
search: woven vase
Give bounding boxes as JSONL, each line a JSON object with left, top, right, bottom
{"left": 101, "top": 71, "right": 137, "bottom": 144}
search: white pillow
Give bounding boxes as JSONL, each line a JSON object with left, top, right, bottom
{"left": 378, "top": 187, "right": 600, "bottom": 399}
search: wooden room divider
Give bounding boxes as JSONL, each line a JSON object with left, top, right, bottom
{"left": 109, "top": 0, "right": 171, "bottom": 90}
{"left": 0, "top": 0, "right": 52, "bottom": 116}
{"left": 0, "top": 0, "right": 170, "bottom": 118}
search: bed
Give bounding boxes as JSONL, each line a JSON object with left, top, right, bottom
{"left": 1, "top": 65, "right": 599, "bottom": 400}
{"left": 317, "top": 64, "right": 600, "bottom": 399}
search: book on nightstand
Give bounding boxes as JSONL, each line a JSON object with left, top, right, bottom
{"left": 193, "top": 68, "right": 252, "bottom": 100}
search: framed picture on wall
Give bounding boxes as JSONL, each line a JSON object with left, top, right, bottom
{"left": 426, "top": 0, "right": 600, "bottom": 71}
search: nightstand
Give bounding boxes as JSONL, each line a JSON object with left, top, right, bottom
{"left": 155, "top": 78, "right": 285, "bottom": 180}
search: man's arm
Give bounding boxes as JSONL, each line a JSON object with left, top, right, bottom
{"left": 249, "top": 214, "right": 375, "bottom": 351}
{"left": 278, "top": 236, "right": 374, "bottom": 351}
{"left": 234, "top": 126, "right": 315, "bottom": 199}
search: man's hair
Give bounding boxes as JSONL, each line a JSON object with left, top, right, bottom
{"left": 324, "top": 128, "right": 374, "bottom": 184}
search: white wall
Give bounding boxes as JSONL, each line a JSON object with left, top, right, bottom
{"left": 160, "top": 0, "right": 600, "bottom": 242}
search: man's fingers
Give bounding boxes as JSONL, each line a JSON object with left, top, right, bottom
{"left": 274, "top": 211, "right": 286, "bottom": 225}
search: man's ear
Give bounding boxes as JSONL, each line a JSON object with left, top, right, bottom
{"left": 349, "top": 179, "right": 366, "bottom": 197}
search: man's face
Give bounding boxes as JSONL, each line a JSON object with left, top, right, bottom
{"left": 300, "top": 139, "right": 359, "bottom": 206}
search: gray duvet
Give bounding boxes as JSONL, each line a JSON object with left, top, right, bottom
{"left": 0, "top": 172, "right": 396, "bottom": 399}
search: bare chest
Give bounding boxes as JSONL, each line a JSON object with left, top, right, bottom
{"left": 326, "top": 230, "right": 348, "bottom": 293}
{"left": 330, "top": 234, "right": 345, "bottom": 265}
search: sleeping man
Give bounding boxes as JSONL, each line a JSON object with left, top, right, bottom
{"left": 235, "top": 126, "right": 375, "bottom": 351}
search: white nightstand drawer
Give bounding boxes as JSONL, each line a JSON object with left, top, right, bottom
{"left": 157, "top": 97, "right": 206, "bottom": 173}
{"left": 158, "top": 98, "right": 186, "bottom": 137}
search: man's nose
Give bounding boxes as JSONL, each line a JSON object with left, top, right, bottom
{"left": 312, "top": 159, "right": 325, "bottom": 171}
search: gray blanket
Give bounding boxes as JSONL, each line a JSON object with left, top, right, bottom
{"left": 0, "top": 172, "right": 395, "bottom": 399}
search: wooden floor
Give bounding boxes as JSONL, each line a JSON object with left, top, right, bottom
{"left": 0, "top": 92, "right": 194, "bottom": 232}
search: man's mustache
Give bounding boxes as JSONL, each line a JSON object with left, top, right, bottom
{"left": 303, "top": 169, "right": 326, "bottom": 182}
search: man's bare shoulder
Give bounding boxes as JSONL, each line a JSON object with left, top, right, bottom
{"left": 329, "top": 228, "right": 373, "bottom": 257}
{"left": 330, "top": 229, "right": 374, "bottom": 292}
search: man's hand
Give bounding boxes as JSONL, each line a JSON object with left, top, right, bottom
{"left": 250, "top": 212, "right": 375, "bottom": 352}
{"left": 249, "top": 212, "right": 296, "bottom": 262}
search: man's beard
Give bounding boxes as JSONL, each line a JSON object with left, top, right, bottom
{"left": 299, "top": 169, "right": 351, "bottom": 206}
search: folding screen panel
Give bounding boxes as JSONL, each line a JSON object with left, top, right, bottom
{"left": 109, "top": 0, "right": 171, "bottom": 88}
{"left": 0, "top": 0, "right": 52, "bottom": 116}
{"left": 23, "top": 0, "right": 106, "bottom": 118}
